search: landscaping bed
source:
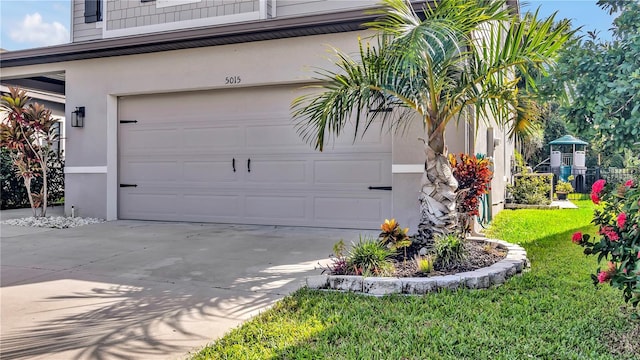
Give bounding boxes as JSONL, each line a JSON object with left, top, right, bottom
{"left": 391, "top": 239, "right": 506, "bottom": 277}
{"left": 307, "top": 237, "right": 525, "bottom": 295}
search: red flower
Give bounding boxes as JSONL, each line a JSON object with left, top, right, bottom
{"left": 617, "top": 213, "right": 627, "bottom": 229}
{"left": 597, "top": 271, "right": 611, "bottom": 283}
{"left": 637, "top": 252, "right": 640, "bottom": 259}
{"left": 592, "top": 179, "right": 606, "bottom": 194}
{"left": 591, "top": 192, "right": 600, "bottom": 204}
{"left": 600, "top": 226, "right": 619, "bottom": 241}
{"left": 571, "top": 232, "right": 582, "bottom": 244}
{"left": 625, "top": 179, "right": 634, "bottom": 188}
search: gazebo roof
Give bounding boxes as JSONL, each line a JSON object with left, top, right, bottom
{"left": 549, "top": 135, "right": 588, "bottom": 146}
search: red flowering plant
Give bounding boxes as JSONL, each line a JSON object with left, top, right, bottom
{"left": 449, "top": 153, "right": 493, "bottom": 234}
{"left": 573, "top": 177, "right": 640, "bottom": 317}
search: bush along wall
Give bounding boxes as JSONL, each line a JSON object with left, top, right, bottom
{"left": 507, "top": 173, "right": 553, "bottom": 205}
{"left": 1, "top": 147, "right": 64, "bottom": 210}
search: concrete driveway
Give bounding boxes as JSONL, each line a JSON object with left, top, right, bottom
{"left": 1, "top": 211, "right": 367, "bottom": 360}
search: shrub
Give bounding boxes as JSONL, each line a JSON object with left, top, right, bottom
{"left": 347, "top": 235, "right": 395, "bottom": 276}
{"left": 573, "top": 177, "right": 640, "bottom": 317}
{"left": 507, "top": 174, "right": 552, "bottom": 205}
{"left": 434, "top": 233, "right": 466, "bottom": 269}
{"left": 323, "top": 239, "right": 349, "bottom": 275}
{"left": 379, "top": 218, "right": 411, "bottom": 260}
{"left": 449, "top": 153, "right": 493, "bottom": 215}
{"left": 555, "top": 180, "right": 573, "bottom": 193}
{"left": 449, "top": 153, "right": 493, "bottom": 233}
{"left": 414, "top": 255, "right": 434, "bottom": 274}
{"left": 1, "top": 147, "right": 64, "bottom": 209}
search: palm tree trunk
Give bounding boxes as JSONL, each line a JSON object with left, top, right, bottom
{"left": 415, "top": 132, "right": 458, "bottom": 246}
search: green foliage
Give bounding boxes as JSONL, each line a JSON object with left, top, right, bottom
{"left": 414, "top": 255, "right": 434, "bottom": 274}
{"left": 434, "top": 233, "right": 466, "bottom": 269}
{"left": 507, "top": 174, "right": 552, "bottom": 205}
{"left": 324, "top": 240, "right": 349, "bottom": 275}
{"left": 1, "top": 147, "right": 64, "bottom": 209}
{"left": 550, "top": 1, "right": 640, "bottom": 155}
{"left": 347, "top": 235, "right": 395, "bottom": 276}
{"left": 554, "top": 180, "right": 574, "bottom": 193}
{"left": 574, "top": 177, "right": 640, "bottom": 317}
{"left": 196, "top": 202, "right": 639, "bottom": 360}
{"left": 527, "top": 113, "right": 569, "bottom": 167}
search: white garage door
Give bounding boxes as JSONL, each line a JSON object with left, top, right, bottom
{"left": 118, "top": 86, "right": 391, "bottom": 229}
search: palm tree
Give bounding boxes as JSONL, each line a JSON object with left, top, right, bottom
{"left": 291, "top": 0, "right": 571, "bottom": 244}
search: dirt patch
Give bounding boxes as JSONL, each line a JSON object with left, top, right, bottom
{"left": 391, "top": 240, "right": 507, "bottom": 277}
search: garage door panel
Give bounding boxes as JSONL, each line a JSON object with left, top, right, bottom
{"left": 121, "top": 160, "right": 180, "bottom": 183}
{"left": 245, "top": 160, "right": 308, "bottom": 184}
{"left": 245, "top": 195, "right": 308, "bottom": 220}
{"left": 183, "top": 160, "right": 237, "bottom": 183}
{"left": 314, "top": 196, "right": 388, "bottom": 222}
{"left": 245, "top": 123, "right": 305, "bottom": 148}
{"left": 121, "top": 128, "right": 180, "bottom": 151}
{"left": 182, "top": 194, "right": 242, "bottom": 217}
{"left": 183, "top": 126, "right": 243, "bottom": 149}
{"left": 120, "top": 193, "right": 179, "bottom": 217}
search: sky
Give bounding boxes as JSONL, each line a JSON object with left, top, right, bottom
{"left": 0, "top": 0, "right": 620, "bottom": 51}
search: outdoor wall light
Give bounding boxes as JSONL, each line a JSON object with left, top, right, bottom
{"left": 71, "top": 106, "right": 85, "bottom": 127}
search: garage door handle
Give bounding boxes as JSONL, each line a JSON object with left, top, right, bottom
{"left": 368, "top": 186, "right": 392, "bottom": 191}
{"left": 232, "top": 158, "right": 236, "bottom": 172}
{"left": 120, "top": 184, "right": 138, "bottom": 188}
{"left": 247, "top": 158, "right": 251, "bottom": 173}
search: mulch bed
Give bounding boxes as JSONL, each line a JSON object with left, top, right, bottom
{"left": 391, "top": 240, "right": 507, "bottom": 277}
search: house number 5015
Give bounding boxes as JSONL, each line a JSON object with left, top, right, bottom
{"left": 225, "top": 76, "right": 241, "bottom": 85}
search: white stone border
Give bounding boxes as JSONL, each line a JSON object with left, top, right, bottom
{"left": 305, "top": 237, "right": 529, "bottom": 296}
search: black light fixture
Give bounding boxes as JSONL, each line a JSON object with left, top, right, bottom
{"left": 71, "top": 106, "right": 85, "bottom": 127}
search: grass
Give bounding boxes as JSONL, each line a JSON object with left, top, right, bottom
{"left": 194, "top": 200, "right": 639, "bottom": 360}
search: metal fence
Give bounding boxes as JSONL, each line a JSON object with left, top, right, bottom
{"left": 533, "top": 165, "right": 638, "bottom": 194}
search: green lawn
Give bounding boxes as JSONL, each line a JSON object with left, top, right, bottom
{"left": 194, "top": 200, "right": 639, "bottom": 360}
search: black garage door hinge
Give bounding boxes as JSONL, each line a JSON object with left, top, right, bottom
{"left": 368, "top": 186, "right": 392, "bottom": 191}
{"left": 120, "top": 184, "right": 138, "bottom": 188}
{"left": 119, "top": 120, "right": 138, "bottom": 124}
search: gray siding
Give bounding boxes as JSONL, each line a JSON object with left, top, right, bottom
{"left": 72, "top": 0, "right": 103, "bottom": 42}
{"left": 106, "top": 0, "right": 259, "bottom": 31}
{"left": 276, "top": 0, "right": 377, "bottom": 18}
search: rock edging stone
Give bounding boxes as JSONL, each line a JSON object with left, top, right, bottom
{"left": 305, "top": 237, "right": 529, "bottom": 295}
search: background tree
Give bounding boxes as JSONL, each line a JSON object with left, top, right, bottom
{"left": 292, "top": 0, "right": 571, "bottom": 244}
{"left": 550, "top": 0, "right": 640, "bottom": 157}
{"left": 1, "top": 87, "right": 59, "bottom": 217}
